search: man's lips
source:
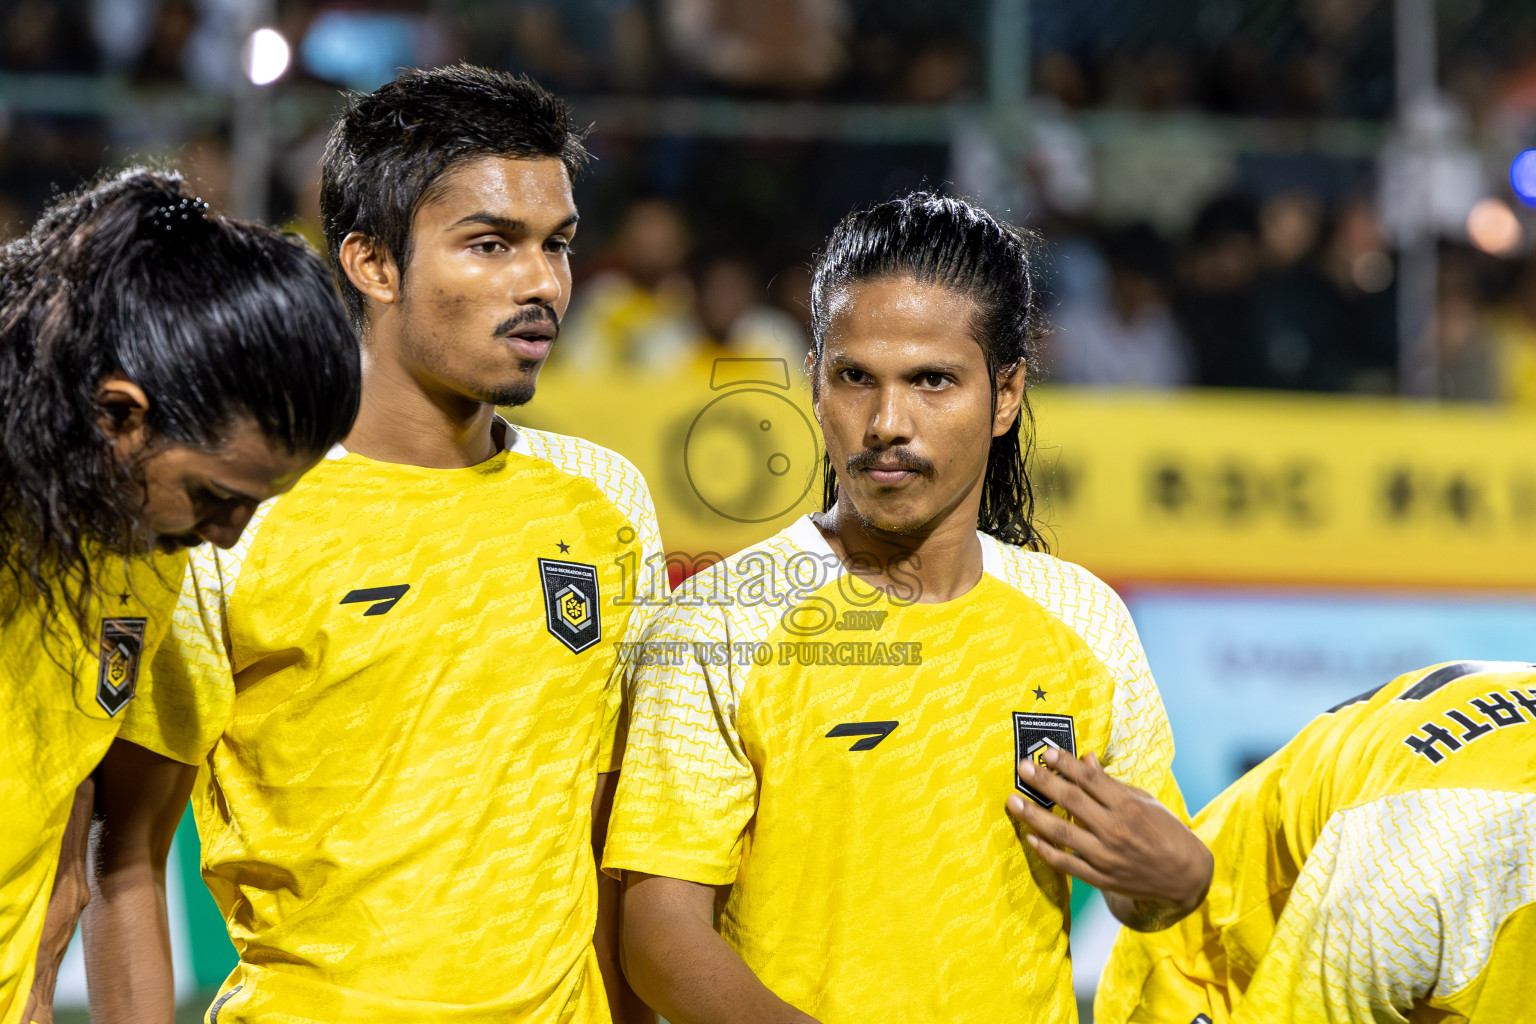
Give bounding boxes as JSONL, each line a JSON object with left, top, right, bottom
{"left": 848, "top": 447, "right": 932, "bottom": 486}
{"left": 503, "top": 336, "right": 553, "bottom": 359}
{"left": 864, "top": 465, "right": 916, "bottom": 485}
{"left": 500, "top": 323, "right": 556, "bottom": 360}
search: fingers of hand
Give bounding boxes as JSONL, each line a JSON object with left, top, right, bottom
{"left": 1024, "top": 833, "right": 1112, "bottom": 888}
{"left": 1007, "top": 792, "right": 1107, "bottom": 863}
{"left": 1046, "top": 747, "right": 1121, "bottom": 806}
{"left": 1016, "top": 757, "right": 1101, "bottom": 823}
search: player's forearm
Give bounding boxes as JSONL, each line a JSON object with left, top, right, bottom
{"left": 24, "top": 780, "right": 95, "bottom": 1024}
{"left": 82, "top": 740, "right": 195, "bottom": 1021}
{"left": 621, "top": 878, "right": 816, "bottom": 1024}
{"left": 592, "top": 774, "right": 656, "bottom": 1024}
{"left": 596, "top": 871, "right": 656, "bottom": 1024}
{"left": 26, "top": 867, "right": 88, "bottom": 1024}
{"left": 82, "top": 858, "right": 177, "bottom": 1022}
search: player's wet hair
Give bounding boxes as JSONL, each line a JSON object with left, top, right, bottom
{"left": 809, "top": 191, "right": 1046, "bottom": 549}
{"left": 0, "top": 166, "right": 361, "bottom": 630}
{"left": 320, "top": 63, "right": 589, "bottom": 328}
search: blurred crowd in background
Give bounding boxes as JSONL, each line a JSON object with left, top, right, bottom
{"left": 8, "top": 0, "right": 1536, "bottom": 401}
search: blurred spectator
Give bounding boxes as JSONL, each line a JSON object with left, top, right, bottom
{"left": 1037, "top": 50, "right": 1093, "bottom": 110}
{"left": 491, "top": 1, "right": 653, "bottom": 95}
{"left": 1435, "top": 247, "right": 1499, "bottom": 402}
{"left": 694, "top": 255, "right": 808, "bottom": 366}
{"left": 1175, "top": 194, "right": 1267, "bottom": 387}
{"left": 2, "top": 1, "right": 99, "bottom": 74}
{"left": 1258, "top": 190, "right": 1325, "bottom": 271}
{"left": 1252, "top": 195, "right": 1397, "bottom": 391}
{"left": 898, "top": 37, "right": 978, "bottom": 104}
{"left": 1102, "top": 45, "right": 1190, "bottom": 112}
{"left": 127, "top": 0, "right": 195, "bottom": 83}
{"left": 664, "top": 0, "right": 850, "bottom": 94}
{"left": 561, "top": 198, "right": 700, "bottom": 372}
{"left": 1047, "top": 224, "right": 1191, "bottom": 388}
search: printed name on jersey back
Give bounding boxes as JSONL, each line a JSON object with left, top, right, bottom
{"left": 1403, "top": 686, "right": 1536, "bottom": 764}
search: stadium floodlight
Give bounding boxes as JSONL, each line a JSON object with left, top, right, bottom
{"left": 244, "top": 28, "right": 291, "bottom": 87}
{"left": 1510, "top": 149, "right": 1536, "bottom": 208}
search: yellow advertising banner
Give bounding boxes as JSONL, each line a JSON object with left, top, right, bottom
{"left": 517, "top": 359, "right": 1536, "bottom": 591}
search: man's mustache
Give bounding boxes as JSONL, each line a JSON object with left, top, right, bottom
{"left": 494, "top": 305, "right": 561, "bottom": 338}
{"left": 846, "top": 446, "right": 935, "bottom": 477}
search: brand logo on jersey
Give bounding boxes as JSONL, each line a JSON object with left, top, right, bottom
{"left": 539, "top": 558, "right": 602, "bottom": 653}
{"left": 826, "top": 721, "right": 898, "bottom": 750}
{"left": 96, "top": 618, "right": 146, "bottom": 716}
{"left": 340, "top": 584, "right": 411, "bottom": 615}
{"left": 1013, "top": 712, "right": 1076, "bottom": 808}
{"left": 1192, "top": 1016, "right": 1213, "bottom": 1024}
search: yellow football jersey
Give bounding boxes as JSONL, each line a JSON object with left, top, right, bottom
{"left": 604, "top": 516, "right": 1187, "bottom": 1023}
{"left": 0, "top": 549, "right": 188, "bottom": 1024}
{"left": 133, "top": 421, "right": 666, "bottom": 1024}
{"left": 1096, "top": 660, "right": 1536, "bottom": 1024}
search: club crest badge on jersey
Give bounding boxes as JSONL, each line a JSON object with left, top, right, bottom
{"left": 1013, "top": 712, "right": 1076, "bottom": 808}
{"left": 97, "top": 617, "right": 147, "bottom": 716}
{"left": 539, "top": 558, "right": 602, "bottom": 654}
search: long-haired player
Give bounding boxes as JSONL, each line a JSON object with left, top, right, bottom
{"left": 3, "top": 166, "right": 360, "bottom": 1024}
{"left": 606, "top": 192, "right": 1211, "bottom": 1024}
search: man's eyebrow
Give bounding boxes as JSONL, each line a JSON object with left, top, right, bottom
{"left": 209, "top": 478, "right": 262, "bottom": 504}
{"left": 447, "top": 212, "right": 580, "bottom": 233}
{"left": 823, "top": 354, "right": 968, "bottom": 376}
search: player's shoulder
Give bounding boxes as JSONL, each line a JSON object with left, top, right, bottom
{"left": 177, "top": 485, "right": 291, "bottom": 607}
{"left": 685, "top": 518, "right": 821, "bottom": 589}
{"left": 983, "top": 538, "right": 1135, "bottom": 633}
{"left": 1323, "top": 660, "right": 1536, "bottom": 728}
{"left": 653, "top": 518, "right": 828, "bottom": 640}
{"left": 508, "top": 422, "right": 656, "bottom": 524}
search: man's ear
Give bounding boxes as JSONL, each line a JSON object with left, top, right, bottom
{"left": 338, "top": 232, "right": 400, "bottom": 308}
{"left": 96, "top": 375, "right": 151, "bottom": 454}
{"left": 993, "top": 359, "right": 1027, "bottom": 437}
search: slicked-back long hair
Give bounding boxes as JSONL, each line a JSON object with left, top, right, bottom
{"left": 809, "top": 191, "right": 1047, "bottom": 549}
{"left": 0, "top": 167, "right": 361, "bottom": 632}
{"left": 320, "top": 63, "right": 590, "bottom": 328}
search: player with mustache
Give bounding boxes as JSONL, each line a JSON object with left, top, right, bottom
{"left": 71, "top": 66, "right": 664, "bottom": 1024}
{"left": 604, "top": 192, "right": 1212, "bottom": 1023}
